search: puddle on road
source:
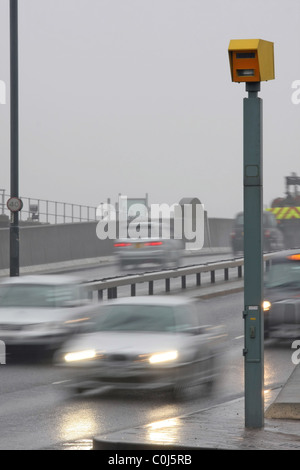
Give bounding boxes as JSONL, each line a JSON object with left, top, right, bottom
{"left": 56, "top": 439, "right": 93, "bottom": 450}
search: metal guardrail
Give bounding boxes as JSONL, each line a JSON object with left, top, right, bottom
{"left": 0, "top": 189, "right": 98, "bottom": 224}
{"left": 84, "top": 255, "right": 273, "bottom": 300}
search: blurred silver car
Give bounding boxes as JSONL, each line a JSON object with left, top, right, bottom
{"left": 0, "top": 275, "right": 93, "bottom": 351}
{"left": 114, "top": 221, "right": 183, "bottom": 270}
{"left": 57, "top": 296, "right": 224, "bottom": 398}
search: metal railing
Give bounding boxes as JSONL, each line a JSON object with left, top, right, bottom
{"left": 83, "top": 255, "right": 272, "bottom": 300}
{"left": 0, "top": 189, "right": 98, "bottom": 224}
{"left": 85, "top": 255, "right": 273, "bottom": 300}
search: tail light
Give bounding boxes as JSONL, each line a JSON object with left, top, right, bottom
{"left": 144, "top": 241, "right": 163, "bottom": 246}
{"left": 230, "top": 231, "right": 236, "bottom": 238}
{"left": 114, "top": 243, "right": 132, "bottom": 247}
{"left": 264, "top": 230, "right": 271, "bottom": 238}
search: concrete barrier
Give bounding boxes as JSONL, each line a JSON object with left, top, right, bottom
{"left": 0, "top": 221, "right": 113, "bottom": 269}
{"left": 0, "top": 218, "right": 233, "bottom": 270}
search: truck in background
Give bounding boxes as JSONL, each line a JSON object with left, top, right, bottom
{"left": 266, "top": 173, "right": 300, "bottom": 249}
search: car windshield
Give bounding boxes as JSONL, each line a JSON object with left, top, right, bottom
{"left": 0, "top": 284, "right": 81, "bottom": 308}
{"left": 91, "top": 305, "right": 179, "bottom": 332}
{"left": 265, "top": 262, "right": 300, "bottom": 288}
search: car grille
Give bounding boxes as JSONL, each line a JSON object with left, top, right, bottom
{"left": 103, "top": 353, "right": 149, "bottom": 366}
{"left": 109, "top": 354, "right": 129, "bottom": 362}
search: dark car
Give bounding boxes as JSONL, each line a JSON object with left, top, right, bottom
{"left": 230, "top": 211, "right": 284, "bottom": 255}
{"left": 263, "top": 250, "right": 300, "bottom": 340}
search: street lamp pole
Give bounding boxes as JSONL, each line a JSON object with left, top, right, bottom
{"left": 9, "top": 0, "right": 20, "bottom": 276}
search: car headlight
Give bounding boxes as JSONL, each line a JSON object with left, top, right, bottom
{"left": 263, "top": 300, "right": 271, "bottom": 312}
{"left": 149, "top": 350, "right": 178, "bottom": 364}
{"left": 64, "top": 349, "right": 96, "bottom": 363}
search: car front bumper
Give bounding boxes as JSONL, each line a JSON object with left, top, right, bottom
{"left": 61, "top": 361, "right": 188, "bottom": 393}
{"left": 0, "top": 330, "right": 69, "bottom": 348}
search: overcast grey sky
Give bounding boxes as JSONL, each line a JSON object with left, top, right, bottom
{"left": 0, "top": 0, "right": 299, "bottom": 218}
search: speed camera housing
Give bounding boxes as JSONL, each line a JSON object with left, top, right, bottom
{"left": 228, "top": 39, "right": 275, "bottom": 83}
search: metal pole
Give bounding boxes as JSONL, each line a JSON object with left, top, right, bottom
{"left": 9, "top": 0, "right": 19, "bottom": 276}
{"left": 243, "top": 81, "right": 264, "bottom": 428}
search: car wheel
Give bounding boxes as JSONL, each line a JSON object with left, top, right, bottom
{"left": 172, "top": 380, "right": 197, "bottom": 401}
{"left": 172, "top": 361, "right": 202, "bottom": 401}
{"left": 264, "top": 320, "right": 269, "bottom": 339}
{"left": 171, "top": 257, "right": 180, "bottom": 269}
{"left": 202, "top": 357, "right": 216, "bottom": 395}
{"left": 59, "top": 385, "right": 84, "bottom": 400}
{"left": 161, "top": 258, "right": 171, "bottom": 269}
{"left": 119, "top": 261, "right": 128, "bottom": 271}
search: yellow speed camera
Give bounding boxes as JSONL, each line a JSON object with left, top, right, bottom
{"left": 228, "top": 39, "right": 274, "bottom": 82}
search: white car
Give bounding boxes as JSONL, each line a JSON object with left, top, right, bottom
{"left": 0, "top": 275, "right": 94, "bottom": 351}
{"left": 57, "top": 296, "right": 225, "bottom": 398}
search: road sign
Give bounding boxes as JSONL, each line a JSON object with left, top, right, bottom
{"left": 7, "top": 197, "right": 23, "bottom": 212}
